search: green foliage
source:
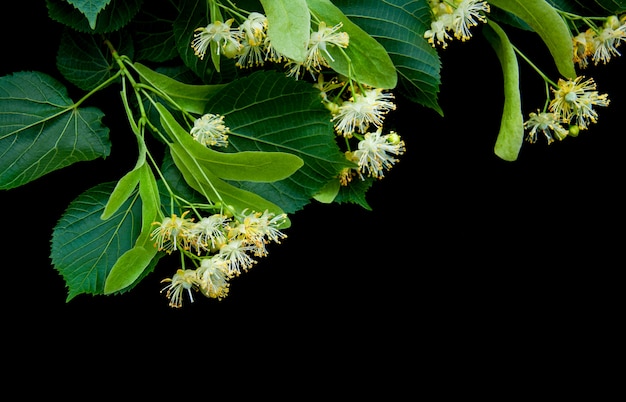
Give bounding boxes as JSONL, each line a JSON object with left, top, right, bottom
{"left": 0, "top": 72, "right": 111, "bottom": 190}
{"left": 51, "top": 182, "right": 145, "bottom": 300}
{"left": 3, "top": 0, "right": 624, "bottom": 304}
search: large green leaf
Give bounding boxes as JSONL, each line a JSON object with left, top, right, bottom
{"left": 484, "top": 21, "right": 524, "bottom": 162}
{"left": 489, "top": 0, "right": 577, "bottom": 79}
{"left": 51, "top": 182, "right": 144, "bottom": 301}
{"left": 333, "top": 0, "right": 442, "bottom": 115}
{"left": 0, "top": 72, "right": 110, "bottom": 190}
{"left": 204, "top": 70, "right": 353, "bottom": 213}
{"left": 306, "top": 0, "right": 398, "bottom": 89}
{"left": 260, "top": 0, "right": 311, "bottom": 63}
{"left": 57, "top": 27, "right": 134, "bottom": 92}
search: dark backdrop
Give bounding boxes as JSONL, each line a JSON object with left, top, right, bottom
{"left": 1, "top": 1, "right": 623, "bottom": 383}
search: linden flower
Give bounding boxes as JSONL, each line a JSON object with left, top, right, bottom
{"left": 572, "top": 30, "right": 596, "bottom": 69}
{"left": 524, "top": 110, "right": 569, "bottom": 145}
{"left": 239, "top": 12, "right": 267, "bottom": 47}
{"left": 306, "top": 21, "right": 349, "bottom": 71}
{"left": 189, "top": 113, "right": 230, "bottom": 147}
{"left": 424, "top": 0, "right": 490, "bottom": 47}
{"left": 450, "top": 0, "right": 490, "bottom": 41}
{"left": 218, "top": 238, "right": 257, "bottom": 276}
{"left": 549, "top": 76, "right": 610, "bottom": 130}
{"left": 151, "top": 211, "right": 195, "bottom": 254}
{"left": 160, "top": 268, "right": 200, "bottom": 308}
{"left": 191, "top": 18, "right": 242, "bottom": 60}
{"left": 591, "top": 16, "right": 626, "bottom": 65}
{"left": 196, "top": 257, "right": 231, "bottom": 300}
{"left": 332, "top": 88, "right": 396, "bottom": 137}
{"left": 424, "top": 16, "right": 454, "bottom": 48}
{"left": 188, "top": 214, "right": 230, "bottom": 255}
{"left": 352, "top": 128, "right": 406, "bottom": 180}
{"left": 229, "top": 209, "right": 288, "bottom": 256}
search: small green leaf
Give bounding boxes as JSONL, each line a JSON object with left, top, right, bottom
{"left": 306, "top": 0, "right": 398, "bottom": 89}
{"left": 489, "top": 0, "right": 576, "bottom": 79}
{"left": 261, "top": 0, "right": 311, "bottom": 63}
{"left": 0, "top": 71, "right": 110, "bottom": 190}
{"left": 104, "top": 246, "right": 158, "bottom": 295}
{"left": 484, "top": 21, "right": 525, "bottom": 162}
{"left": 134, "top": 62, "right": 226, "bottom": 114}
{"left": 101, "top": 167, "right": 141, "bottom": 220}
{"left": 313, "top": 179, "right": 340, "bottom": 203}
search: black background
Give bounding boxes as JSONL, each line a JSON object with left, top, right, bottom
{"left": 2, "top": 1, "right": 623, "bottom": 384}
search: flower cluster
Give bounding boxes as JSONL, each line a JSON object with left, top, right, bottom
{"left": 424, "top": 0, "right": 490, "bottom": 48}
{"left": 524, "top": 76, "right": 610, "bottom": 144}
{"left": 151, "top": 209, "right": 287, "bottom": 307}
{"left": 319, "top": 79, "right": 405, "bottom": 184}
{"left": 573, "top": 14, "right": 626, "bottom": 68}
{"left": 191, "top": 12, "right": 349, "bottom": 79}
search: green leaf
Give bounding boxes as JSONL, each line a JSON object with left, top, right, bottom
{"left": 260, "top": 0, "right": 311, "bottom": 63}
{"left": 104, "top": 246, "right": 158, "bottom": 295}
{"left": 46, "top": 0, "right": 143, "bottom": 33}
{"left": 204, "top": 70, "right": 353, "bottom": 214}
{"left": 103, "top": 164, "right": 161, "bottom": 294}
{"left": 312, "top": 179, "right": 340, "bottom": 203}
{"left": 489, "top": 0, "right": 576, "bottom": 79}
{"left": 65, "top": 0, "right": 112, "bottom": 30}
{"left": 158, "top": 103, "right": 304, "bottom": 182}
{"left": 484, "top": 21, "right": 525, "bottom": 162}
{"left": 57, "top": 28, "right": 133, "bottom": 92}
{"left": 134, "top": 62, "right": 226, "bottom": 115}
{"left": 51, "top": 182, "right": 143, "bottom": 301}
{"left": 101, "top": 167, "right": 141, "bottom": 220}
{"left": 130, "top": 1, "right": 180, "bottom": 63}
{"left": 306, "top": 0, "right": 398, "bottom": 89}
{"left": 0, "top": 72, "right": 111, "bottom": 190}
{"left": 333, "top": 0, "right": 442, "bottom": 114}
